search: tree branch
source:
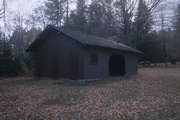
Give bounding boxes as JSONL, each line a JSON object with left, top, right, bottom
{"left": 0, "top": 2, "right": 4, "bottom": 18}
{"left": 148, "top": 0, "right": 162, "bottom": 13}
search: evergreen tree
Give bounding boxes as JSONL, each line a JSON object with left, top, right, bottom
{"left": 10, "top": 27, "right": 26, "bottom": 56}
{"left": 10, "top": 27, "right": 41, "bottom": 56}
{"left": 64, "top": 0, "right": 70, "bottom": 26}
{"left": 174, "top": 4, "right": 180, "bottom": 33}
{"left": 44, "top": 0, "right": 66, "bottom": 27}
{"left": 0, "top": 43, "right": 16, "bottom": 77}
{"left": 138, "top": 31, "right": 164, "bottom": 62}
{"left": 65, "top": 0, "right": 87, "bottom": 32}
{"left": 87, "top": 0, "right": 116, "bottom": 37}
{"left": 101, "top": 0, "right": 116, "bottom": 38}
{"left": 115, "top": 0, "right": 136, "bottom": 45}
{"left": 0, "top": 39, "right": 24, "bottom": 77}
{"left": 172, "top": 4, "right": 180, "bottom": 59}
{"left": 32, "top": 5, "right": 48, "bottom": 28}
{"left": 133, "top": 0, "right": 154, "bottom": 48}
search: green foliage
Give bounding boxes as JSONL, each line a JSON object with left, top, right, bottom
{"left": 0, "top": 43, "right": 19, "bottom": 77}
{"left": 23, "top": 53, "right": 34, "bottom": 72}
{"left": 129, "top": 0, "right": 166, "bottom": 63}
{"left": 114, "top": 0, "right": 135, "bottom": 45}
{"left": 65, "top": 0, "right": 116, "bottom": 38}
{"left": 10, "top": 27, "right": 41, "bottom": 56}
{"left": 133, "top": 0, "right": 154, "bottom": 47}
{"left": 0, "top": 45, "right": 13, "bottom": 76}
{"left": 172, "top": 4, "right": 180, "bottom": 60}
{"left": 13, "top": 56, "right": 24, "bottom": 76}
{"left": 65, "top": 0, "right": 88, "bottom": 32}
{"left": 87, "top": 0, "right": 116, "bottom": 37}
{"left": 138, "top": 33, "right": 164, "bottom": 62}
{"left": 0, "top": 37, "right": 34, "bottom": 77}
{"left": 44, "top": 0, "right": 66, "bottom": 26}
{"left": 0, "top": 20, "right": 39, "bottom": 77}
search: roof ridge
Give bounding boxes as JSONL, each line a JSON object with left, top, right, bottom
{"left": 47, "top": 25, "right": 142, "bottom": 54}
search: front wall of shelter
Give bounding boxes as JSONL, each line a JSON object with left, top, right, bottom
{"left": 34, "top": 32, "right": 84, "bottom": 80}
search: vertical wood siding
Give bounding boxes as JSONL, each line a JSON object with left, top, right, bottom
{"left": 34, "top": 32, "right": 83, "bottom": 79}
{"left": 34, "top": 31, "right": 138, "bottom": 80}
{"left": 83, "top": 48, "right": 138, "bottom": 79}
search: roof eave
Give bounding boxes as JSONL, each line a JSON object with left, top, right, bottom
{"left": 85, "top": 44, "right": 142, "bottom": 54}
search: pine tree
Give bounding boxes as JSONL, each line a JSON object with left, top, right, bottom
{"left": 0, "top": 40, "right": 24, "bottom": 77}
{"left": 174, "top": 4, "right": 180, "bottom": 37}
{"left": 0, "top": 43, "right": 15, "bottom": 76}
{"left": 172, "top": 4, "right": 180, "bottom": 59}
{"left": 133, "top": 0, "right": 153, "bottom": 48}
{"left": 87, "top": 0, "right": 116, "bottom": 37}
{"left": 65, "top": 0, "right": 87, "bottom": 31}
{"left": 115, "top": 0, "right": 136, "bottom": 45}
{"left": 44, "top": 0, "right": 66, "bottom": 27}
{"left": 32, "top": 5, "right": 48, "bottom": 28}
{"left": 101, "top": 0, "right": 116, "bottom": 38}
{"left": 88, "top": 0, "right": 104, "bottom": 36}
{"left": 10, "top": 27, "right": 26, "bottom": 56}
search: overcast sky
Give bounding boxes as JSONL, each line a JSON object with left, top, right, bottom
{"left": 0, "top": 0, "right": 179, "bottom": 31}
{"left": 4, "top": 0, "right": 44, "bottom": 15}
{"left": 3, "top": 0, "right": 178, "bottom": 13}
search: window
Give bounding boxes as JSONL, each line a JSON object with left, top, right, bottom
{"left": 90, "top": 54, "right": 98, "bottom": 65}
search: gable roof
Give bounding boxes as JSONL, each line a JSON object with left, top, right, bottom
{"left": 27, "top": 25, "right": 142, "bottom": 54}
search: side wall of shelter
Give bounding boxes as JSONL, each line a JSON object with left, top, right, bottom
{"left": 125, "top": 54, "right": 138, "bottom": 76}
{"left": 83, "top": 48, "right": 110, "bottom": 79}
{"left": 82, "top": 47, "right": 138, "bottom": 79}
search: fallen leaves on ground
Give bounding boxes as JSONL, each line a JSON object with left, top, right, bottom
{"left": 0, "top": 68, "right": 180, "bottom": 119}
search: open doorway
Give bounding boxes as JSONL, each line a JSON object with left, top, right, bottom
{"left": 109, "top": 54, "right": 125, "bottom": 76}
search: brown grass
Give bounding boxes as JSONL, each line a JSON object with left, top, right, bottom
{"left": 0, "top": 68, "right": 180, "bottom": 119}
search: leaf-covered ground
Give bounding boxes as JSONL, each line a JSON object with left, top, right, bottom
{"left": 0, "top": 68, "right": 180, "bottom": 120}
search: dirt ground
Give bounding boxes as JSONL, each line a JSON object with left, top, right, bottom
{"left": 0, "top": 67, "right": 180, "bottom": 120}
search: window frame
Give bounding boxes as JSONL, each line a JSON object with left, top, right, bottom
{"left": 90, "top": 53, "right": 98, "bottom": 66}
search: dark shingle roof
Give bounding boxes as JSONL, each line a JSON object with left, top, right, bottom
{"left": 27, "top": 25, "right": 141, "bottom": 54}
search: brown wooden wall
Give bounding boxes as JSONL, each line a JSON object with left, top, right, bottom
{"left": 82, "top": 47, "right": 138, "bottom": 79}
{"left": 34, "top": 31, "right": 138, "bottom": 80}
{"left": 34, "top": 31, "right": 84, "bottom": 80}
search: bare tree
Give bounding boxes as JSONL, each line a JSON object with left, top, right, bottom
{"left": 66, "top": 0, "right": 88, "bottom": 31}
{"left": 146, "top": 0, "right": 163, "bottom": 13}
{"left": 172, "top": 3, "right": 180, "bottom": 59}
{"left": 44, "top": 0, "right": 66, "bottom": 27}
{"left": 65, "top": 0, "right": 69, "bottom": 25}
{"left": 0, "top": 0, "right": 5, "bottom": 18}
{"left": 115, "top": 0, "right": 137, "bottom": 45}
{"left": 33, "top": 3, "right": 49, "bottom": 29}
{"left": 0, "top": 0, "right": 7, "bottom": 40}
{"left": 0, "top": 7, "right": 4, "bottom": 18}
{"left": 133, "top": 0, "right": 162, "bottom": 48}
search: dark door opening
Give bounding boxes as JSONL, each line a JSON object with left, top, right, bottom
{"left": 109, "top": 54, "right": 125, "bottom": 76}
